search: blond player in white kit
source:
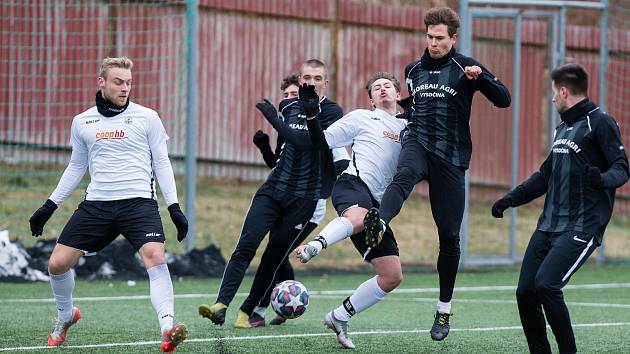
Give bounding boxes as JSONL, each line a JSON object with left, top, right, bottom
{"left": 295, "top": 72, "right": 407, "bottom": 349}
{"left": 28, "top": 57, "right": 189, "bottom": 353}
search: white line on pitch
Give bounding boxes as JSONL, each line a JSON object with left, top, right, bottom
{"left": 3, "top": 282, "right": 630, "bottom": 303}
{"left": 1, "top": 322, "right": 629, "bottom": 352}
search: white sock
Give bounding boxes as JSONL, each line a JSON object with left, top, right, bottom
{"left": 49, "top": 269, "right": 75, "bottom": 322}
{"left": 147, "top": 264, "right": 174, "bottom": 334}
{"left": 253, "top": 306, "right": 266, "bottom": 317}
{"left": 333, "top": 276, "right": 387, "bottom": 322}
{"left": 309, "top": 217, "right": 354, "bottom": 251}
{"left": 437, "top": 300, "right": 452, "bottom": 314}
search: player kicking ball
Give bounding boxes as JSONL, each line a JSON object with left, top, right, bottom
{"left": 28, "top": 57, "right": 189, "bottom": 352}
{"left": 295, "top": 72, "right": 407, "bottom": 349}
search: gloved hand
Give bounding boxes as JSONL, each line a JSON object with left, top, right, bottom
{"left": 253, "top": 130, "right": 270, "bottom": 149}
{"left": 298, "top": 83, "right": 319, "bottom": 118}
{"left": 29, "top": 199, "right": 58, "bottom": 237}
{"left": 255, "top": 99, "right": 278, "bottom": 123}
{"left": 168, "top": 203, "right": 188, "bottom": 242}
{"left": 491, "top": 195, "right": 513, "bottom": 218}
{"left": 584, "top": 165, "right": 602, "bottom": 189}
{"left": 395, "top": 96, "right": 413, "bottom": 120}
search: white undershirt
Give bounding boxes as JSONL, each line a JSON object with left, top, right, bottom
{"left": 49, "top": 102, "right": 178, "bottom": 206}
{"left": 324, "top": 108, "right": 406, "bottom": 202}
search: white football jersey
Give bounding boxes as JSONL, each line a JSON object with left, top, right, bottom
{"left": 49, "top": 101, "right": 178, "bottom": 205}
{"left": 324, "top": 108, "right": 406, "bottom": 202}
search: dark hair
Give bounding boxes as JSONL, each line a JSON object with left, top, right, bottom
{"left": 551, "top": 63, "right": 589, "bottom": 96}
{"left": 280, "top": 73, "right": 299, "bottom": 91}
{"left": 365, "top": 72, "right": 401, "bottom": 99}
{"left": 424, "top": 7, "right": 460, "bottom": 37}
{"left": 300, "top": 58, "right": 327, "bottom": 77}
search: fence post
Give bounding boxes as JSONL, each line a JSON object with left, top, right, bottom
{"left": 185, "top": 0, "right": 199, "bottom": 252}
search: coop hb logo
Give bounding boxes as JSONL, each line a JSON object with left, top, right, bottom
{"left": 96, "top": 130, "right": 126, "bottom": 141}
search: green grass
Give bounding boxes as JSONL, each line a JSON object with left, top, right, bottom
{"left": 1, "top": 265, "right": 630, "bottom": 353}
{"left": 3, "top": 173, "right": 630, "bottom": 269}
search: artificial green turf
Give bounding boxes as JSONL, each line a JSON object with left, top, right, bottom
{"left": 1, "top": 265, "right": 629, "bottom": 353}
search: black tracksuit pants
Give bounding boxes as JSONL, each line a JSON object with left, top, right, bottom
{"left": 215, "top": 183, "right": 317, "bottom": 311}
{"left": 379, "top": 138, "right": 465, "bottom": 302}
{"left": 516, "top": 230, "right": 598, "bottom": 354}
{"left": 249, "top": 221, "right": 318, "bottom": 310}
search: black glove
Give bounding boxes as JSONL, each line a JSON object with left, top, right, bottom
{"left": 298, "top": 83, "right": 319, "bottom": 118}
{"left": 584, "top": 165, "right": 602, "bottom": 189}
{"left": 253, "top": 130, "right": 270, "bottom": 149}
{"left": 168, "top": 203, "right": 188, "bottom": 242}
{"left": 29, "top": 199, "right": 58, "bottom": 237}
{"left": 255, "top": 98, "right": 278, "bottom": 123}
{"left": 395, "top": 96, "right": 413, "bottom": 120}
{"left": 491, "top": 195, "right": 513, "bottom": 218}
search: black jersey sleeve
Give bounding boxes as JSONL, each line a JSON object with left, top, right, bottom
{"left": 471, "top": 60, "right": 511, "bottom": 108}
{"left": 595, "top": 115, "right": 629, "bottom": 188}
{"left": 264, "top": 100, "right": 313, "bottom": 150}
{"left": 306, "top": 117, "right": 329, "bottom": 150}
{"left": 510, "top": 153, "right": 552, "bottom": 206}
{"left": 259, "top": 140, "right": 276, "bottom": 168}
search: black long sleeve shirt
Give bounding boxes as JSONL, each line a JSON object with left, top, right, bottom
{"left": 404, "top": 47, "right": 511, "bottom": 169}
{"left": 510, "top": 99, "right": 629, "bottom": 241}
{"left": 264, "top": 97, "right": 343, "bottom": 199}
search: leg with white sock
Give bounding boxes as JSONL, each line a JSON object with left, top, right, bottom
{"left": 327, "top": 255, "right": 402, "bottom": 349}
{"left": 48, "top": 244, "right": 83, "bottom": 321}
{"left": 296, "top": 208, "right": 362, "bottom": 263}
{"left": 47, "top": 243, "right": 83, "bottom": 346}
{"left": 140, "top": 242, "right": 174, "bottom": 334}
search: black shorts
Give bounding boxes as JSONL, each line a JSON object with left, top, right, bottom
{"left": 57, "top": 198, "right": 165, "bottom": 253}
{"left": 332, "top": 174, "right": 399, "bottom": 261}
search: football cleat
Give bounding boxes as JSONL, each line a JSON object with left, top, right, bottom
{"left": 198, "top": 302, "right": 227, "bottom": 326}
{"left": 248, "top": 312, "right": 265, "bottom": 328}
{"left": 324, "top": 311, "right": 355, "bottom": 349}
{"left": 161, "top": 323, "right": 188, "bottom": 353}
{"left": 47, "top": 307, "right": 81, "bottom": 347}
{"left": 295, "top": 244, "right": 319, "bottom": 263}
{"left": 269, "top": 314, "right": 287, "bottom": 325}
{"left": 430, "top": 311, "right": 452, "bottom": 341}
{"left": 234, "top": 310, "right": 252, "bottom": 328}
{"left": 364, "top": 207, "right": 386, "bottom": 247}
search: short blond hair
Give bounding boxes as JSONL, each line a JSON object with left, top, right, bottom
{"left": 99, "top": 56, "right": 133, "bottom": 79}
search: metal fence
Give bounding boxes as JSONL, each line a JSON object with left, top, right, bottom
{"left": 1, "top": 0, "right": 628, "bottom": 263}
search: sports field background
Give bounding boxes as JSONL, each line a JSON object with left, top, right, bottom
{"left": 1, "top": 265, "right": 629, "bottom": 353}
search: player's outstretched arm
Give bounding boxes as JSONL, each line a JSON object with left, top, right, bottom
{"left": 255, "top": 99, "right": 313, "bottom": 149}
{"left": 31, "top": 120, "right": 89, "bottom": 236}
{"left": 466, "top": 62, "right": 511, "bottom": 108}
{"left": 491, "top": 154, "right": 552, "bottom": 218}
{"left": 252, "top": 130, "right": 276, "bottom": 168}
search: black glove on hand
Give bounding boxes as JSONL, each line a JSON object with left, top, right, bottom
{"left": 29, "top": 199, "right": 57, "bottom": 237}
{"left": 395, "top": 96, "right": 413, "bottom": 120}
{"left": 253, "top": 130, "right": 270, "bottom": 149}
{"left": 255, "top": 99, "right": 278, "bottom": 123}
{"left": 584, "top": 165, "right": 602, "bottom": 189}
{"left": 168, "top": 203, "right": 189, "bottom": 242}
{"left": 298, "top": 83, "right": 319, "bottom": 118}
{"left": 491, "top": 195, "right": 513, "bottom": 218}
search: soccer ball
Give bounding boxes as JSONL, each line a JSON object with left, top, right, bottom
{"left": 270, "top": 280, "right": 309, "bottom": 319}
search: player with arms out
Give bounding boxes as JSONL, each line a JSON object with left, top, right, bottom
{"left": 249, "top": 73, "right": 349, "bottom": 327}
{"left": 492, "top": 63, "right": 628, "bottom": 354}
{"left": 28, "top": 57, "right": 189, "bottom": 352}
{"left": 362, "top": 7, "right": 511, "bottom": 341}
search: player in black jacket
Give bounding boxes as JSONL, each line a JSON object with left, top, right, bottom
{"left": 364, "top": 7, "right": 510, "bottom": 340}
{"left": 198, "top": 59, "right": 344, "bottom": 328}
{"left": 248, "top": 73, "right": 348, "bottom": 327}
{"left": 362, "top": 7, "right": 511, "bottom": 341}
{"left": 492, "top": 63, "right": 629, "bottom": 354}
